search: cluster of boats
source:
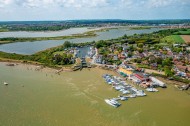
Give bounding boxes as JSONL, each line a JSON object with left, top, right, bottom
{"left": 87, "top": 47, "right": 96, "bottom": 58}
{"left": 102, "top": 74, "right": 147, "bottom": 108}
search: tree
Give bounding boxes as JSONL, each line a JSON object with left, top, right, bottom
{"left": 129, "top": 45, "right": 134, "bottom": 51}
{"left": 138, "top": 48, "right": 144, "bottom": 53}
{"left": 128, "top": 52, "right": 133, "bottom": 58}
{"left": 138, "top": 43, "right": 144, "bottom": 48}
{"left": 63, "top": 41, "right": 71, "bottom": 48}
{"left": 122, "top": 34, "right": 128, "bottom": 39}
{"left": 164, "top": 66, "right": 174, "bottom": 77}
{"left": 95, "top": 40, "right": 104, "bottom": 48}
{"left": 162, "top": 58, "right": 172, "bottom": 66}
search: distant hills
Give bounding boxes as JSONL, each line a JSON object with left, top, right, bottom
{"left": 0, "top": 19, "right": 190, "bottom": 25}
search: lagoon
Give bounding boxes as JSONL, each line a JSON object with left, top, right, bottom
{"left": 0, "top": 27, "right": 160, "bottom": 55}
{"left": 0, "top": 27, "right": 99, "bottom": 38}
{"left": 0, "top": 62, "right": 189, "bottom": 126}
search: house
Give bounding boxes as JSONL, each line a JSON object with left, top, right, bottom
{"left": 166, "top": 51, "right": 173, "bottom": 58}
{"left": 118, "top": 51, "right": 127, "bottom": 59}
{"left": 150, "top": 63, "right": 158, "bottom": 69}
{"left": 176, "top": 65, "right": 188, "bottom": 72}
{"left": 173, "top": 60, "right": 184, "bottom": 65}
{"left": 113, "top": 55, "right": 118, "bottom": 61}
{"left": 122, "top": 44, "right": 129, "bottom": 51}
{"left": 95, "top": 55, "right": 103, "bottom": 64}
{"left": 186, "top": 73, "right": 190, "bottom": 79}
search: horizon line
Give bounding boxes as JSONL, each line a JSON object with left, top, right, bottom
{"left": 0, "top": 18, "right": 190, "bottom": 22}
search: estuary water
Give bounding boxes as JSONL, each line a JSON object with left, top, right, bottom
{"left": 0, "top": 63, "right": 189, "bottom": 126}
{"left": 0, "top": 27, "right": 160, "bottom": 55}
{"left": 0, "top": 27, "right": 100, "bottom": 38}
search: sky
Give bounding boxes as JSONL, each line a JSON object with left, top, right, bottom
{"left": 0, "top": 0, "right": 190, "bottom": 21}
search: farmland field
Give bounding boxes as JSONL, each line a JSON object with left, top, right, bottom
{"left": 181, "top": 35, "right": 190, "bottom": 44}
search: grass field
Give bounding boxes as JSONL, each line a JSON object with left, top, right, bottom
{"left": 162, "top": 35, "right": 185, "bottom": 44}
{"left": 174, "top": 29, "right": 190, "bottom": 35}
{"left": 53, "top": 51, "right": 66, "bottom": 55}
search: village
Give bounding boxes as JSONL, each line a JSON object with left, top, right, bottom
{"left": 49, "top": 28, "right": 190, "bottom": 92}
{"left": 86, "top": 35, "right": 190, "bottom": 91}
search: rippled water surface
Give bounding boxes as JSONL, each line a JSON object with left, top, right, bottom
{"left": 0, "top": 63, "right": 189, "bottom": 126}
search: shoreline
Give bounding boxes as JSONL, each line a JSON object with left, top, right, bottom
{"left": 1, "top": 59, "right": 188, "bottom": 87}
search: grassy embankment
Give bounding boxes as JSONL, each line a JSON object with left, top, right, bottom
{"left": 129, "top": 26, "right": 152, "bottom": 30}
{"left": 0, "top": 29, "right": 9, "bottom": 32}
{"left": 0, "top": 31, "right": 96, "bottom": 44}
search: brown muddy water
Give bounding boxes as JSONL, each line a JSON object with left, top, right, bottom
{"left": 0, "top": 63, "right": 190, "bottom": 126}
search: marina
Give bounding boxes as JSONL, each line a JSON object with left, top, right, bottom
{"left": 103, "top": 74, "right": 147, "bottom": 107}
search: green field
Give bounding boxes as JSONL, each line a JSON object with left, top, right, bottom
{"left": 162, "top": 35, "right": 185, "bottom": 44}
{"left": 174, "top": 29, "right": 190, "bottom": 35}
{"left": 53, "top": 51, "right": 66, "bottom": 55}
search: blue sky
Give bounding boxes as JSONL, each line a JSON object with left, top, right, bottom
{"left": 0, "top": 0, "right": 190, "bottom": 21}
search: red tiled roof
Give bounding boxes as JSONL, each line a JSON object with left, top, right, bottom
{"left": 134, "top": 74, "right": 144, "bottom": 81}
{"left": 176, "top": 65, "right": 187, "bottom": 71}
{"left": 186, "top": 73, "right": 190, "bottom": 77}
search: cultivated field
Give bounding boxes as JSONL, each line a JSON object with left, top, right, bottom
{"left": 162, "top": 35, "right": 184, "bottom": 44}
{"left": 181, "top": 35, "right": 190, "bottom": 44}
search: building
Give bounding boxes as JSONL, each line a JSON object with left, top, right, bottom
{"left": 149, "top": 76, "right": 166, "bottom": 88}
{"left": 133, "top": 73, "right": 149, "bottom": 82}
{"left": 118, "top": 67, "right": 133, "bottom": 77}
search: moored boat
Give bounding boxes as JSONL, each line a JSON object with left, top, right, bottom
{"left": 3, "top": 82, "right": 8, "bottom": 85}
{"left": 146, "top": 88, "right": 158, "bottom": 92}
{"left": 105, "top": 99, "right": 121, "bottom": 108}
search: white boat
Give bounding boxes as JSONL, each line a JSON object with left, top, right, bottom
{"left": 122, "top": 90, "right": 130, "bottom": 94}
{"left": 120, "top": 97, "right": 128, "bottom": 101}
{"left": 129, "top": 94, "right": 136, "bottom": 98}
{"left": 136, "top": 90, "right": 146, "bottom": 96}
{"left": 3, "top": 82, "right": 8, "bottom": 85}
{"left": 105, "top": 99, "right": 121, "bottom": 108}
{"left": 146, "top": 88, "right": 158, "bottom": 92}
{"left": 115, "top": 86, "right": 121, "bottom": 90}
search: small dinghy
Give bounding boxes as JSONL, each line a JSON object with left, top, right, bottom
{"left": 3, "top": 82, "right": 8, "bottom": 85}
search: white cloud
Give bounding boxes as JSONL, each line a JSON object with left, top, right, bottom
{"left": 147, "top": 0, "right": 174, "bottom": 8}
{"left": 146, "top": 0, "right": 190, "bottom": 8}
{"left": 1, "top": 0, "right": 189, "bottom": 9}
{"left": 0, "top": 0, "right": 189, "bottom": 21}
{"left": 10, "top": 0, "right": 110, "bottom": 8}
{"left": 0, "top": 0, "right": 13, "bottom": 7}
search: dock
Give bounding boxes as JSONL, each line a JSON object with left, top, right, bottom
{"left": 73, "top": 57, "right": 91, "bottom": 71}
